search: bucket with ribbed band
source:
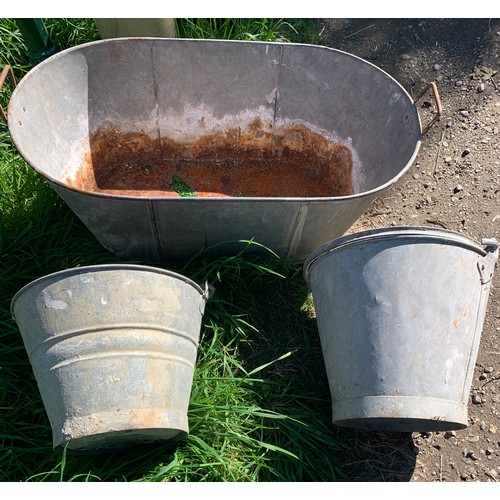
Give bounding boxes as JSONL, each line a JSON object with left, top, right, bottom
{"left": 10, "top": 264, "right": 210, "bottom": 453}
{"left": 303, "top": 227, "right": 498, "bottom": 432}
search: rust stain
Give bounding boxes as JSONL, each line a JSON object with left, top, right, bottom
{"left": 453, "top": 309, "right": 469, "bottom": 329}
{"left": 68, "top": 119, "right": 355, "bottom": 198}
{"left": 129, "top": 408, "right": 158, "bottom": 428}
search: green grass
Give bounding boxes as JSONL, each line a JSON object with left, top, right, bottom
{"left": 169, "top": 175, "right": 196, "bottom": 197}
{"left": 175, "top": 18, "right": 323, "bottom": 44}
{"left": 0, "top": 18, "right": 362, "bottom": 482}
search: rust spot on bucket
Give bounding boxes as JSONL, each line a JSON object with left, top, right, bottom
{"left": 69, "top": 120, "right": 354, "bottom": 198}
{"left": 453, "top": 309, "right": 469, "bottom": 329}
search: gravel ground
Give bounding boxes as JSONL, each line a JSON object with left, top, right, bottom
{"left": 317, "top": 18, "right": 500, "bottom": 482}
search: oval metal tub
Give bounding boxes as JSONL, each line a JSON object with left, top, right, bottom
{"left": 5, "top": 39, "right": 440, "bottom": 263}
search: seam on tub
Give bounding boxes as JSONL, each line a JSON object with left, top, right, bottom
{"left": 150, "top": 40, "right": 161, "bottom": 143}
{"left": 286, "top": 203, "right": 308, "bottom": 260}
{"left": 272, "top": 44, "right": 284, "bottom": 127}
{"left": 148, "top": 201, "right": 163, "bottom": 262}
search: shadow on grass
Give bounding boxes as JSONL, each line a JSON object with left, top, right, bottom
{"left": 209, "top": 262, "right": 418, "bottom": 481}
{"left": 1, "top": 218, "right": 418, "bottom": 480}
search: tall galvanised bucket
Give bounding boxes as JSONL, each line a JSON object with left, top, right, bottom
{"left": 303, "top": 227, "right": 498, "bottom": 432}
{"left": 3, "top": 38, "right": 440, "bottom": 263}
{"left": 10, "top": 264, "right": 210, "bottom": 452}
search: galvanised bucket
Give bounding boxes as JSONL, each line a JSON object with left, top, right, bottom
{"left": 303, "top": 227, "right": 498, "bottom": 432}
{"left": 3, "top": 38, "right": 440, "bottom": 263}
{"left": 10, "top": 264, "right": 210, "bottom": 452}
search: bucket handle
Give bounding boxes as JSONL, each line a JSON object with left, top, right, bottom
{"left": 0, "top": 65, "right": 17, "bottom": 124}
{"left": 201, "top": 281, "right": 215, "bottom": 301}
{"left": 414, "top": 81, "right": 443, "bottom": 135}
{"left": 478, "top": 238, "right": 499, "bottom": 285}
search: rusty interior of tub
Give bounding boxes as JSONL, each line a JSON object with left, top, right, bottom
{"left": 9, "top": 39, "right": 423, "bottom": 203}
{"left": 69, "top": 118, "right": 355, "bottom": 198}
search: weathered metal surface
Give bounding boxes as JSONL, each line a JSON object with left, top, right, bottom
{"left": 304, "top": 227, "right": 499, "bottom": 432}
{"left": 70, "top": 121, "right": 355, "bottom": 198}
{"left": 7, "top": 38, "right": 433, "bottom": 263}
{"left": 11, "top": 264, "right": 209, "bottom": 452}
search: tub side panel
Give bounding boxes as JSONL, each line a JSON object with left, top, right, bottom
{"left": 153, "top": 199, "right": 299, "bottom": 262}
{"left": 152, "top": 39, "right": 281, "bottom": 141}
{"left": 291, "top": 194, "right": 379, "bottom": 262}
{"left": 83, "top": 39, "right": 158, "bottom": 136}
{"left": 277, "top": 45, "right": 421, "bottom": 193}
{"left": 51, "top": 184, "right": 159, "bottom": 262}
{"left": 8, "top": 51, "right": 90, "bottom": 181}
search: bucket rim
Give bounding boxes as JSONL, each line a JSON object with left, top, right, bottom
{"left": 303, "top": 225, "right": 490, "bottom": 283}
{"left": 10, "top": 263, "right": 207, "bottom": 317}
{"left": 8, "top": 37, "right": 421, "bottom": 203}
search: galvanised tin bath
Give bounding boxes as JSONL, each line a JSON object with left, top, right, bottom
{"left": 4, "top": 38, "right": 441, "bottom": 263}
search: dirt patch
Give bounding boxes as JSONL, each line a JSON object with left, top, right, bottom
{"left": 317, "top": 18, "right": 500, "bottom": 482}
{"left": 70, "top": 120, "right": 354, "bottom": 198}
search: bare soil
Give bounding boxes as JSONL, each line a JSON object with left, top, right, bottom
{"left": 317, "top": 18, "right": 500, "bottom": 482}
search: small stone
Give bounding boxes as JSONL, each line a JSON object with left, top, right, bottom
{"left": 451, "top": 196, "right": 459, "bottom": 203}
{"left": 488, "top": 425, "right": 497, "bottom": 434}
{"left": 461, "top": 148, "right": 470, "bottom": 157}
{"left": 485, "top": 448, "right": 494, "bottom": 456}
{"left": 400, "top": 53, "right": 411, "bottom": 60}
{"left": 460, "top": 110, "right": 469, "bottom": 117}
{"left": 444, "top": 431, "right": 456, "bottom": 439}
{"left": 479, "top": 373, "right": 488, "bottom": 380}
{"left": 454, "top": 184, "right": 463, "bottom": 193}
{"left": 472, "top": 394, "right": 483, "bottom": 404}
{"left": 477, "top": 83, "right": 485, "bottom": 93}
{"left": 465, "top": 451, "right": 480, "bottom": 461}
{"left": 413, "top": 173, "right": 420, "bottom": 180}
{"left": 489, "top": 469, "right": 498, "bottom": 478}
{"left": 433, "top": 64, "right": 441, "bottom": 71}
{"left": 484, "top": 366, "right": 494, "bottom": 374}
{"left": 445, "top": 156, "right": 453, "bottom": 163}
{"left": 455, "top": 80, "right": 463, "bottom": 87}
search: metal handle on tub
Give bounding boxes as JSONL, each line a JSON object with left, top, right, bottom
{"left": 0, "top": 65, "right": 17, "bottom": 124}
{"left": 414, "top": 81, "right": 443, "bottom": 135}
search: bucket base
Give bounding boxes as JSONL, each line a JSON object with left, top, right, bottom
{"left": 331, "top": 395, "right": 468, "bottom": 432}
{"left": 59, "top": 428, "right": 187, "bottom": 454}
{"left": 54, "top": 408, "right": 190, "bottom": 453}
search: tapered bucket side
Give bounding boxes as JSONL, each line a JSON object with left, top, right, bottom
{"left": 304, "top": 227, "right": 498, "bottom": 432}
{"left": 10, "top": 264, "right": 209, "bottom": 452}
